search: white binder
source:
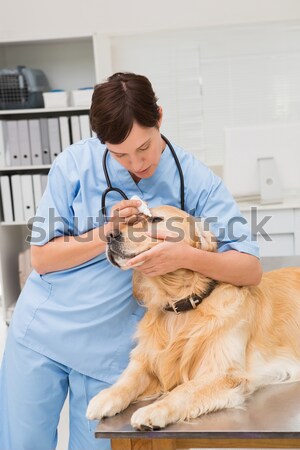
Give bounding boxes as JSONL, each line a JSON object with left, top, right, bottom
{"left": 32, "top": 174, "right": 44, "bottom": 211}
{"left": 7, "top": 120, "right": 21, "bottom": 166}
{"left": 28, "top": 119, "right": 43, "bottom": 166}
{"left": 48, "top": 118, "right": 62, "bottom": 163}
{"left": 79, "top": 115, "right": 91, "bottom": 139}
{"left": 18, "top": 120, "right": 32, "bottom": 166}
{"left": 21, "top": 175, "right": 35, "bottom": 222}
{"left": 11, "top": 174, "right": 24, "bottom": 222}
{"left": 0, "top": 121, "right": 8, "bottom": 167}
{"left": 70, "top": 116, "right": 81, "bottom": 143}
{"left": 40, "top": 118, "right": 51, "bottom": 164}
{"left": 0, "top": 176, "right": 14, "bottom": 222}
{"left": 59, "top": 116, "right": 71, "bottom": 150}
{"left": 41, "top": 174, "right": 48, "bottom": 192}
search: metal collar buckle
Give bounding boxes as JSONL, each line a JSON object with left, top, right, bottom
{"left": 189, "top": 296, "right": 198, "bottom": 309}
{"left": 170, "top": 296, "right": 198, "bottom": 314}
{"left": 171, "top": 302, "right": 180, "bottom": 314}
{"left": 164, "top": 281, "right": 218, "bottom": 314}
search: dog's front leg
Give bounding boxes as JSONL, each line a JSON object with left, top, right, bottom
{"left": 86, "top": 359, "right": 152, "bottom": 420}
{"left": 131, "top": 373, "right": 248, "bottom": 430}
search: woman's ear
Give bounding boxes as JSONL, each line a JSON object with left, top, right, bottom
{"left": 193, "top": 219, "right": 217, "bottom": 252}
{"left": 157, "top": 106, "right": 163, "bottom": 129}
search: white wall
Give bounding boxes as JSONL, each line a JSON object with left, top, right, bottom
{"left": 110, "top": 22, "right": 300, "bottom": 166}
{"left": 1, "top": 0, "right": 300, "bottom": 41}
{"left": 2, "top": 0, "right": 300, "bottom": 167}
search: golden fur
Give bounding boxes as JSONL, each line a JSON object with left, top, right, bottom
{"left": 86, "top": 205, "right": 300, "bottom": 430}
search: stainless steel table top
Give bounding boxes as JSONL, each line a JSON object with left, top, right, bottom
{"left": 96, "top": 256, "right": 300, "bottom": 439}
{"left": 96, "top": 382, "right": 300, "bottom": 439}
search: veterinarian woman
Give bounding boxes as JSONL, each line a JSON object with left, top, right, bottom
{"left": 0, "top": 73, "right": 262, "bottom": 450}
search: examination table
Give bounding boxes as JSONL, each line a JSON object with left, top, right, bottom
{"left": 95, "top": 256, "right": 300, "bottom": 449}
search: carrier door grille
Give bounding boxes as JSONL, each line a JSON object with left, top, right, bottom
{"left": 0, "top": 74, "right": 29, "bottom": 105}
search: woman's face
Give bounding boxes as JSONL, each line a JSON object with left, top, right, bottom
{"left": 105, "top": 118, "right": 165, "bottom": 181}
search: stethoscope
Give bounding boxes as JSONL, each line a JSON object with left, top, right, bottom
{"left": 101, "top": 134, "right": 185, "bottom": 221}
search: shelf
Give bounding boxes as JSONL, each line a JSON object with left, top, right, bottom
{"left": 0, "top": 222, "right": 28, "bottom": 226}
{"left": 0, "top": 106, "right": 90, "bottom": 118}
{"left": 0, "top": 164, "right": 51, "bottom": 175}
{"left": 0, "top": 106, "right": 90, "bottom": 115}
{"left": 0, "top": 35, "right": 93, "bottom": 46}
{"left": 0, "top": 33, "right": 111, "bottom": 324}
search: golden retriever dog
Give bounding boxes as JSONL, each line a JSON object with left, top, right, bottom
{"left": 86, "top": 205, "right": 300, "bottom": 430}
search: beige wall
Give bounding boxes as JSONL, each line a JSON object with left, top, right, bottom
{"left": 1, "top": 0, "right": 300, "bottom": 41}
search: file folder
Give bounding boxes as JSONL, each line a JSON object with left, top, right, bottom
{"left": 7, "top": 120, "right": 21, "bottom": 166}
{"left": 21, "top": 175, "right": 35, "bottom": 222}
{"left": 11, "top": 174, "right": 24, "bottom": 222}
{"left": 18, "top": 120, "right": 32, "bottom": 166}
{"left": 59, "top": 116, "right": 71, "bottom": 150}
{"left": 79, "top": 115, "right": 91, "bottom": 139}
{"left": 40, "top": 118, "right": 51, "bottom": 164}
{"left": 32, "top": 174, "right": 45, "bottom": 211}
{"left": 29, "top": 119, "right": 43, "bottom": 166}
{"left": 0, "top": 175, "right": 14, "bottom": 222}
{"left": 70, "top": 115, "right": 81, "bottom": 143}
{"left": 41, "top": 174, "right": 48, "bottom": 192}
{"left": 48, "top": 118, "right": 62, "bottom": 163}
{"left": 0, "top": 120, "right": 8, "bottom": 167}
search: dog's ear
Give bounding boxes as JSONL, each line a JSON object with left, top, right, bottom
{"left": 193, "top": 219, "right": 217, "bottom": 252}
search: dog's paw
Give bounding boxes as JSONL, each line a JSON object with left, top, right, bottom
{"left": 131, "top": 403, "right": 169, "bottom": 430}
{"left": 86, "top": 388, "right": 125, "bottom": 421}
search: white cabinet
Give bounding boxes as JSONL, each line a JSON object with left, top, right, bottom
{"left": 0, "top": 106, "right": 94, "bottom": 324}
{"left": 239, "top": 199, "right": 300, "bottom": 257}
{"left": 0, "top": 34, "right": 112, "bottom": 91}
{"left": 0, "top": 34, "right": 112, "bottom": 324}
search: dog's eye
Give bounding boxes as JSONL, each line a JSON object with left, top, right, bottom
{"left": 148, "top": 216, "right": 163, "bottom": 223}
{"left": 127, "top": 214, "right": 144, "bottom": 226}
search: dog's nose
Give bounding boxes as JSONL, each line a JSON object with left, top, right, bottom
{"left": 107, "top": 229, "right": 122, "bottom": 243}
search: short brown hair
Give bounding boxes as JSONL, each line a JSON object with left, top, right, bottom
{"left": 90, "top": 72, "right": 160, "bottom": 144}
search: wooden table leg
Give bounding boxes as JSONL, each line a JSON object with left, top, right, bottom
{"left": 152, "top": 439, "right": 177, "bottom": 449}
{"left": 111, "top": 438, "right": 132, "bottom": 450}
{"left": 111, "top": 438, "right": 177, "bottom": 449}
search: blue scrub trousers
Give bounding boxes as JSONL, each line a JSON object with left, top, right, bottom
{"left": 0, "top": 329, "right": 111, "bottom": 450}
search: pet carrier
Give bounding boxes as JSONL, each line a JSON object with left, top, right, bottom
{"left": 0, "top": 65, "right": 50, "bottom": 109}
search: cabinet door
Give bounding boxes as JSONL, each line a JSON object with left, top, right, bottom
{"left": 243, "top": 208, "right": 294, "bottom": 235}
{"left": 0, "top": 224, "right": 30, "bottom": 319}
{"left": 242, "top": 208, "right": 296, "bottom": 257}
{"left": 295, "top": 210, "right": 300, "bottom": 255}
{"left": 93, "top": 34, "right": 113, "bottom": 83}
{"left": 257, "top": 233, "right": 294, "bottom": 257}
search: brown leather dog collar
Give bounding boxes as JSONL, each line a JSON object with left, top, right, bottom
{"left": 164, "top": 280, "right": 218, "bottom": 314}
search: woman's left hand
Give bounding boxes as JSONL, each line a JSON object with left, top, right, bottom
{"left": 125, "top": 229, "right": 191, "bottom": 277}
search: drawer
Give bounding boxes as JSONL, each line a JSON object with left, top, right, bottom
{"left": 257, "top": 233, "right": 294, "bottom": 257}
{"left": 242, "top": 208, "right": 294, "bottom": 235}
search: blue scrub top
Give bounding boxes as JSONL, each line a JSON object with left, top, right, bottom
{"left": 10, "top": 137, "right": 259, "bottom": 383}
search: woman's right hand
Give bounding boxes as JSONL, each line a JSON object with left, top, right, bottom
{"left": 31, "top": 199, "right": 143, "bottom": 274}
{"left": 104, "top": 199, "right": 142, "bottom": 236}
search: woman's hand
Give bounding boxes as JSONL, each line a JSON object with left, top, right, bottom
{"left": 125, "top": 229, "right": 191, "bottom": 277}
{"left": 104, "top": 199, "right": 141, "bottom": 236}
